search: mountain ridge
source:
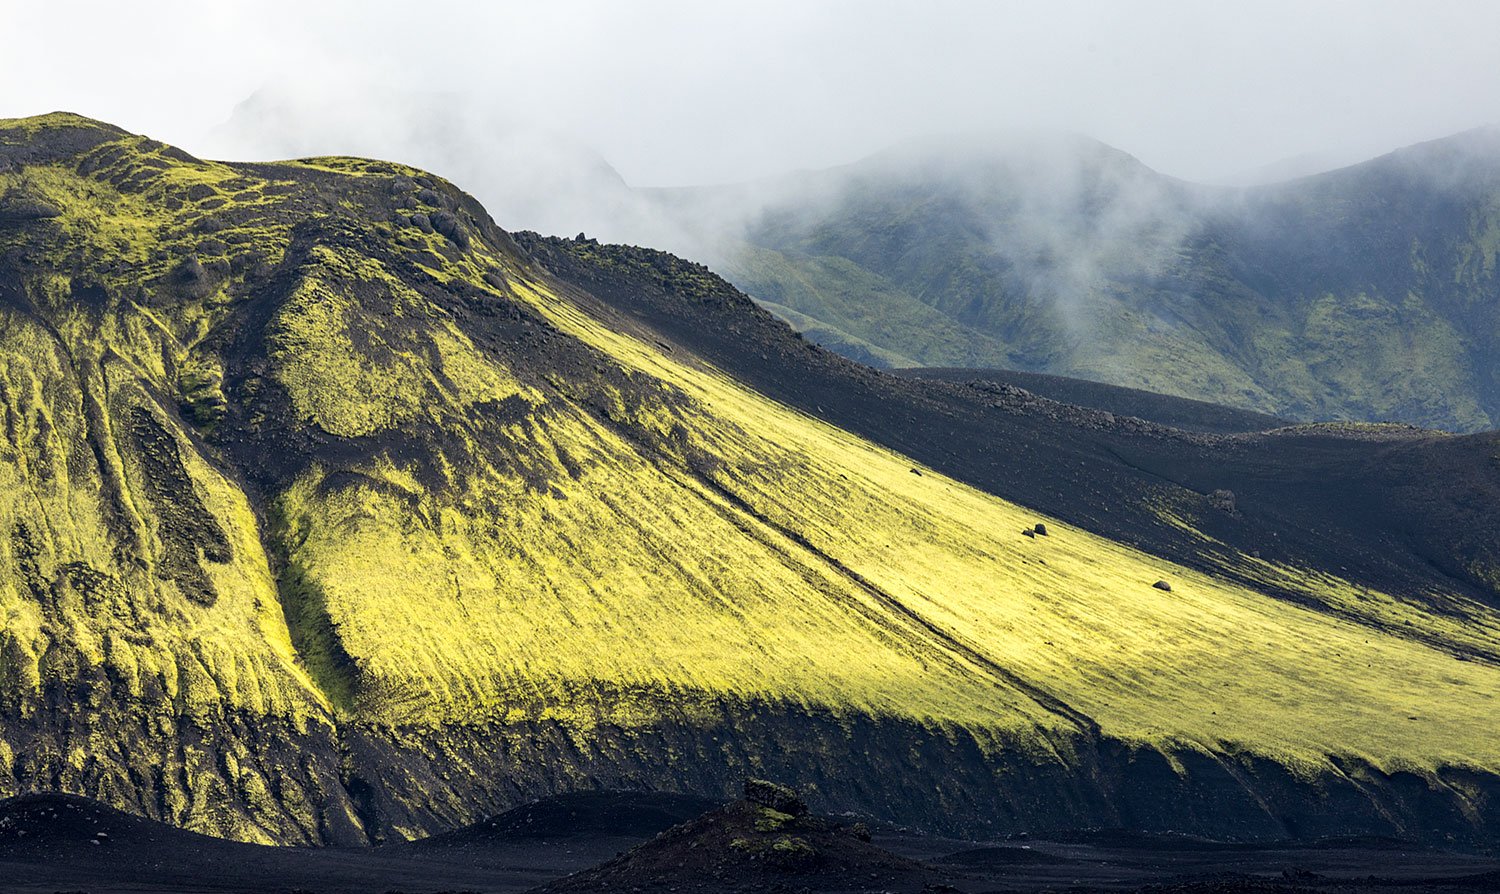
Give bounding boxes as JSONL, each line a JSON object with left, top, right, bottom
{"left": 653, "top": 126, "right": 1500, "bottom": 431}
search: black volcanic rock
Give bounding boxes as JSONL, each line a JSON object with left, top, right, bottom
{"left": 537, "top": 796, "right": 946, "bottom": 894}
{"left": 743, "top": 778, "right": 808, "bottom": 815}
{"left": 0, "top": 189, "right": 60, "bottom": 224}
{"left": 900, "top": 367, "right": 1289, "bottom": 434}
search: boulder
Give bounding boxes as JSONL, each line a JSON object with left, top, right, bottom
{"left": 430, "top": 210, "right": 470, "bottom": 248}
{"left": 744, "top": 778, "right": 807, "bottom": 816}
{"left": 0, "top": 189, "right": 61, "bottom": 225}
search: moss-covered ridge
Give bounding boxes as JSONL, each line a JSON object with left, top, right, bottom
{"left": 1, "top": 115, "right": 1499, "bottom": 847}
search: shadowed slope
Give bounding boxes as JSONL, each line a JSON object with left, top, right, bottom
{"left": 898, "top": 367, "right": 1288, "bottom": 433}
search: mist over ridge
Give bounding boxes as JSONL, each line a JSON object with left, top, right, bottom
{"left": 200, "top": 81, "right": 1500, "bottom": 431}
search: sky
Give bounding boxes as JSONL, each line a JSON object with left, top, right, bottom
{"left": 3, "top": 0, "right": 1499, "bottom": 186}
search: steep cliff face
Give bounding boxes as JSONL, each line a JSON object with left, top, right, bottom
{"left": 2, "top": 115, "right": 1499, "bottom": 848}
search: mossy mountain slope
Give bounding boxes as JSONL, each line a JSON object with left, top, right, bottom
{"left": 667, "top": 130, "right": 1500, "bottom": 431}
{"left": 2, "top": 115, "right": 1499, "bottom": 848}
{"left": 520, "top": 234, "right": 1500, "bottom": 628}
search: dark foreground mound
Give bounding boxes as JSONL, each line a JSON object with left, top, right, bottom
{"left": 0, "top": 791, "right": 217, "bottom": 858}
{"left": 4, "top": 790, "right": 1500, "bottom": 894}
{"left": 0, "top": 790, "right": 695, "bottom": 893}
{"left": 538, "top": 783, "right": 945, "bottom": 894}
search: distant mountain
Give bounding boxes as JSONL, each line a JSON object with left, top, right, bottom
{"left": 2, "top": 114, "right": 1499, "bottom": 854}
{"left": 1209, "top": 150, "right": 1359, "bottom": 186}
{"left": 656, "top": 129, "right": 1500, "bottom": 432}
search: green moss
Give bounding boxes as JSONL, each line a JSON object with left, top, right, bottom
{"left": 770, "top": 836, "right": 815, "bottom": 857}
{"left": 726, "top": 245, "right": 1015, "bottom": 368}
{"left": 178, "top": 357, "right": 226, "bottom": 427}
{"left": 0, "top": 112, "right": 120, "bottom": 141}
{"left": 753, "top": 807, "right": 795, "bottom": 832}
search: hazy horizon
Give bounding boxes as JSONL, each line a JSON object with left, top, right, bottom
{"left": 5, "top": 0, "right": 1500, "bottom": 189}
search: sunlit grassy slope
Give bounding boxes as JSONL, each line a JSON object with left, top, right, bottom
{"left": 273, "top": 215, "right": 1500, "bottom": 773}
{"left": 2, "top": 114, "right": 1498, "bottom": 842}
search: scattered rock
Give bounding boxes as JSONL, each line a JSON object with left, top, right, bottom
{"left": 1033, "top": 523, "right": 1048, "bottom": 536}
{"left": 1152, "top": 580, "right": 1173, "bottom": 592}
{"left": 743, "top": 779, "right": 806, "bottom": 816}
{"left": 191, "top": 214, "right": 225, "bottom": 233}
{"left": 910, "top": 468, "right": 922, "bottom": 476}
{"left": 1022, "top": 529, "right": 1035, "bottom": 538}
{"left": 172, "top": 255, "right": 212, "bottom": 300}
{"left": 1209, "top": 489, "right": 1237, "bottom": 512}
{"left": 0, "top": 191, "right": 61, "bottom": 224}
{"left": 430, "top": 210, "right": 470, "bottom": 248}
{"left": 178, "top": 251, "right": 206, "bottom": 274}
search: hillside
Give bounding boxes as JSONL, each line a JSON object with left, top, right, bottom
{"left": 521, "top": 234, "right": 1500, "bottom": 626}
{"left": 895, "top": 367, "right": 1288, "bottom": 434}
{"left": 2, "top": 114, "right": 1500, "bottom": 851}
{"left": 657, "top": 129, "right": 1500, "bottom": 431}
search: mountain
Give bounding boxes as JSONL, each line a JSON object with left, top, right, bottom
{"left": 657, "top": 129, "right": 1500, "bottom": 432}
{"left": 2, "top": 114, "right": 1500, "bottom": 853}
